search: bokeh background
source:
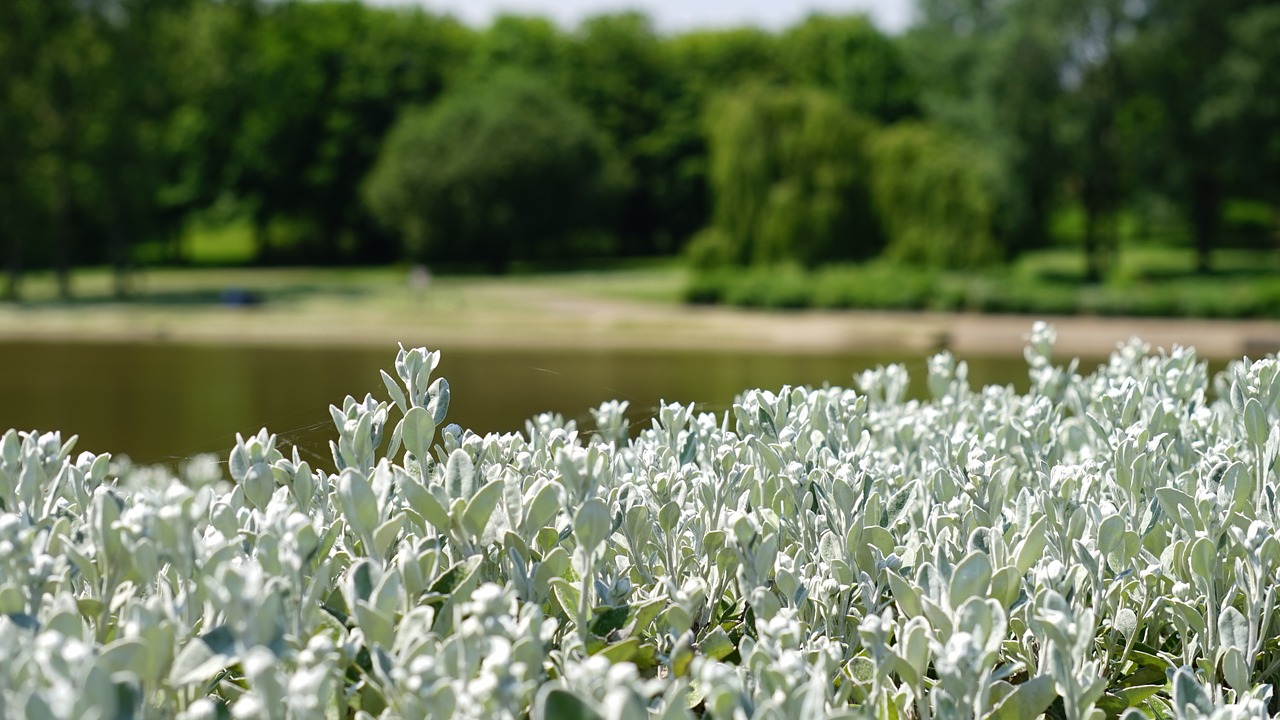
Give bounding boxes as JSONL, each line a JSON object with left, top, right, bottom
{"left": 1, "top": 0, "right": 1277, "bottom": 462}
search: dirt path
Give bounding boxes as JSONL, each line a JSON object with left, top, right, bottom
{"left": 3, "top": 276, "right": 1280, "bottom": 360}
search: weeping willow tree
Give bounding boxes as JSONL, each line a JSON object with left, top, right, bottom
{"left": 868, "top": 122, "right": 1001, "bottom": 269}
{"left": 697, "top": 85, "right": 881, "bottom": 267}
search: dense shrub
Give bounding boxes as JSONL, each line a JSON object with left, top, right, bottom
{"left": 809, "top": 263, "right": 937, "bottom": 310}
{"left": 688, "top": 263, "right": 1280, "bottom": 319}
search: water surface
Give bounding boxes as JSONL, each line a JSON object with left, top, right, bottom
{"left": 1, "top": 341, "right": 1042, "bottom": 467}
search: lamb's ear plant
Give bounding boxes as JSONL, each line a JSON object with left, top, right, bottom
{"left": 10, "top": 329, "right": 1280, "bottom": 717}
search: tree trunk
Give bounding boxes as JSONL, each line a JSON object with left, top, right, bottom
{"left": 52, "top": 176, "right": 72, "bottom": 301}
{"left": 1191, "top": 173, "right": 1220, "bottom": 275}
{"left": 1083, "top": 202, "right": 1102, "bottom": 284}
{"left": 109, "top": 222, "right": 130, "bottom": 299}
{"left": 253, "top": 212, "right": 270, "bottom": 264}
{"left": 2, "top": 229, "right": 20, "bottom": 302}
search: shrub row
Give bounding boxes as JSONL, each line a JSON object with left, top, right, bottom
{"left": 688, "top": 264, "right": 1280, "bottom": 318}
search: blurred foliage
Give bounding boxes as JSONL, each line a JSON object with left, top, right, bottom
{"left": 689, "top": 249, "right": 1280, "bottom": 318}
{"left": 362, "top": 71, "right": 626, "bottom": 273}
{"left": 868, "top": 123, "right": 1000, "bottom": 269}
{"left": 778, "top": 14, "right": 919, "bottom": 123}
{"left": 701, "top": 85, "right": 880, "bottom": 267}
{"left": 1, "top": 0, "right": 1278, "bottom": 302}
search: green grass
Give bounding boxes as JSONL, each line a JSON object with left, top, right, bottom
{"left": 6, "top": 262, "right": 689, "bottom": 309}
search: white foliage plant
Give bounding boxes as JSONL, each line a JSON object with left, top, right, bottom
{"left": 3, "top": 323, "right": 1280, "bottom": 719}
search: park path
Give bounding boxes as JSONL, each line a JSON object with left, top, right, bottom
{"left": 2, "top": 274, "right": 1280, "bottom": 360}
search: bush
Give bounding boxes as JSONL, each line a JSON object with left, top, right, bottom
{"left": 5, "top": 334, "right": 1280, "bottom": 718}
{"left": 719, "top": 263, "right": 811, "bottom": 309}
{"left": 809, "top": 264, "right": 936, "bottom": 310}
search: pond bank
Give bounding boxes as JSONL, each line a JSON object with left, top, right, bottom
{"left": 3, "top": 279, "right": 1279, "bottom": 361}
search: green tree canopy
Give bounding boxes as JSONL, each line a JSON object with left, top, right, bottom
{"left": 362, "top": 71, "right": 627, "bottom": 273}
{"left": 564, "top": 13, "right": 685, "bottom": 254}
{"left": 227, "top": 2, "right": 473, "bottom": 263}
{"left": 699, "top": 85, "right": 880, "bottom": 267}
{"left": 779, "top": 14, "right": 919, "bottom": 123}
{"left": 868, "top": 122, "right": 1000, "bottom": 268}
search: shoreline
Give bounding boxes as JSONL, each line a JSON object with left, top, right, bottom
{"left": 3, "top": 298, "right": 1279, "bottom": 361}
{"left": 3, "top": 266, "right": 1279, "bottom": 360}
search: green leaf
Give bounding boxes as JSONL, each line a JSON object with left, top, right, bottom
{"left": 373, "top": 514, "right": 405, "bottom": 560}
{"left": 354, "top": 601, "right": 396, "bottom": 650}
{"left": 337, "top": 469, "right": 380, "bottom": 540}
{"left": 624, "top": 597, "right": 667, "bottom": 638}
{"left": 401, "top": 406, "right": 436, "bottom": 463}
{"left": 428, "top": 556, "right": 484, "bottom": 597}
{"left": 949, "top": 551, "right": 992, "bottom": 610}
{"left": 24, "top": 692, "right": 56, "bottom": 720}
{"left": 990, "top": 566, "right": 1022, "bottom": 609}
{"left": 98, "top": 637, "right": 148, "bottom": 676}
{"left": 428, "top": 377, "right": 451, "bottom": 426}
{"left": 1155, "top": 487, "right": 1200, "bottom": 535}
{"left": 533, "top": 687, "right": 603, "bottom": 720}
{"left": 699, "top": 626, "right": 736, "bottom": 661}
{"left": 549, "top": 577, "right": 583, "bottom": 621}
{"left": 591, "top": 605, "right": 632, "bottom": 638}
{"left": 463, "top": 479, "right": 504, "bottom": 540}
{"left": 574, "top": 498, "right": 612, "bottom": 553}
{"left": 985, "top": 675, "right": 1057, "bottom": 720}
{"left": 884, "top": 481, "right": 916, "bottom": 527}
{"left": 525, "top": 482, "right": 563, "bottom": 533}
{"left": 1171, "top": 667, "right": 1213, "bottom": 717}
{"left": 1014, "top": 517, "right": 1047, "bottom": 574}
{"left": 1219, "top": 606, "right": 1250, "bottom": 655}
{"left": 1222, "top": 647, "right": 1251, "bottom": 692}
{"left": 1188, "top": 536, "right": 1216, "bottom": 587}
{"left": 381, "top": 370, "right": 408, "bottom": 414}
{"left": 445, "top": 448, "right": 474, "bottom": 499}
{"left": 888, "top": 570, "right": 924, "bottom": 618}
{"left": 595, "top": 637, "right": 642, "bottom": 663}
{"left": 169, "top": 626, "right": 237, "bottom": 686}
{"left": 403, "top": 478, "right": 449, "bottom": 533}
{"left": 1244, "top": 397, "right": 1267, "bottom": 447}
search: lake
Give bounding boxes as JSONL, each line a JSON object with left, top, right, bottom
{"left": 0, "top": 340, "right": 1046, "bottom": 468}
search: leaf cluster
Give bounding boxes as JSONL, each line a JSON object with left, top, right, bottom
{"left": 5, "top": 329, "right": 1280, "bottom": 719}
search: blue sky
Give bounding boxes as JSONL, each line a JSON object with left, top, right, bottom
{"left": 367, "top": 0, "right": 915, "bottom": 33}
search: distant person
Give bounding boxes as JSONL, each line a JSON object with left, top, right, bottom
{"left": 408, "top": 265, "right": 432, "bottom": 298}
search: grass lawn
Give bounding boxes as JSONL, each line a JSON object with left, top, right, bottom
{"left": 7, "top": 262, "right": 689, "bottom": 307}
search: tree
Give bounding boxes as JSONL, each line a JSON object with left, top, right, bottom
{"left": 0, "top": 0, "right": 108, "bottom": 300}
{"left": 698, "top": 85, "right": 880, "bottom": 267}
{"left": 1203, "top": 3, "right": 1280, "bottom": 220}
{"left": 1126, "top": 0, "right": 1274, "bottom": 273}
{"left": 563, "top": 13, "right": 687, "bottom": 255}
{"left": 661, "top": 28, "right": 783, "bottom": 255}
{"left": 361, "top": 72, "right": 627, "bottom": 273}
{"left": 868, "top": 123, "right": 1000, "bottom": 268}
{"left": 467, "top": 14, "right": 567, "bottom": 82}
{"left": 906, "top": 0, "right": 1069, "bottom": 260}
{"left": 778, "top": 14, "right": 919, "bottom": 123}
{"left": 229, "top": 2, "right": 473, "bottom": 264}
